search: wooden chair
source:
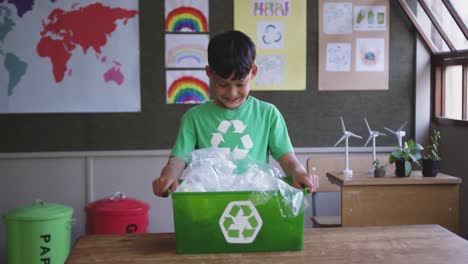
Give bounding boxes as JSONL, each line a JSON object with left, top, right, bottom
{"left": 307, "top": 153, "right": 394, "bottom": 228}
{"left": 307, "top": 156, "right": 341, "bottom": 228}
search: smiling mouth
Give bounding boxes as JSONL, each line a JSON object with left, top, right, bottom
{"left": 225, "top": 97, "right": 239, "bottom": 103}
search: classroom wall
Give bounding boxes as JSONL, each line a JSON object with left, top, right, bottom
{"left": 0, "top": 0, "right": 415, "bottom": 153}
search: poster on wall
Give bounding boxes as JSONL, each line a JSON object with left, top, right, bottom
{"left": 318, "top": 0, "right": 389, "bottom": 91}
{"left": 323, "top": 2, "right": 353, "bottom": 34}
{"left": 354, "top": 5, "right": 386, "bottom": 31}
{"left": 0, "top": 0, "right": 140, "bottom": 113}
{"left": 165, "top": 34, "right": 209, "bottom": 68}
{"left": 355, "top": 38, "right": 385, "bottom": 72}
{"left": 166, "top": 70, "right": 210, "bottom": 104}
{"left": 165, "top": 0, "right": 209, "bottom": 33}
{"left": 326, "top": 43, "right": 351, "bottom": 72}
{"left": 234, "top": 0, "right": 307, "bottom": 91}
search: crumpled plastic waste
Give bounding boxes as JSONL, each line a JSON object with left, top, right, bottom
{"left": 176, "top": 148, "right": 307, "bottom": 217}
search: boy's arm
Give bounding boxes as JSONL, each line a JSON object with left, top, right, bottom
{"left": 278, "top": 152, "right": 318, "bottom": 192}
{"left": 152, "top": 157, "right": 186, "bottom": 197}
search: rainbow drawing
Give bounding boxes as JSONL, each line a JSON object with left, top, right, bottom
{"left": 167, "top": 76, "right": 210, "bottom": 104}
{"left": 166, "top": 44, "right": 207, "bottom": 68}
{"left": 165, "top": 6, "right": 208, "bottom": 32}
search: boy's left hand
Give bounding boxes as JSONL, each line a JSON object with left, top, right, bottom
{"left": 278, "top": 152, "right": 319, "bottom": 193}
{"left": 293, "top": 172, "right": 319, "bottom": 193}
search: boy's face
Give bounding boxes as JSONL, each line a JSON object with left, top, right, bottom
{"left": 206, "top": 65, "right": 257, "bottom": 110}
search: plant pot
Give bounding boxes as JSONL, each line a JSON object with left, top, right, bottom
{"left": 395, "top": 159, "right": 411, "bottom": 177}
{"left": 374, "top": 168, "right": 386, "bottom": 178}
{"left": 422, "top": 159, "right": 440, "bottom": 177}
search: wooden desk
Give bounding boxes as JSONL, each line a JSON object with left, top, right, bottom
{"left": 327, "top": 171, "right": 461, "bottom": 233}
{"left": 66, "top": 225, "right": 468, "bottom": 264}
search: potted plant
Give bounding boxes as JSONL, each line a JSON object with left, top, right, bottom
{"left": 372, "top": 159, "right": 386, "bottom": 178}
{"left": 422, "top": 129, "right": 441, "bottom": 177}
{"left": 389, "top": 139, "right": 423, "bottom": 177}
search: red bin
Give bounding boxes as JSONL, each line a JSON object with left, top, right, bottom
{"left": 85, "top": 192, "right": 149, "bottom": 234}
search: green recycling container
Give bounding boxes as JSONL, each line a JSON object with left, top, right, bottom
{"left": 171, "top": 177, "right": 306, "bottom": 254}
{"left": 3, "top": 200, "right": 74, "bottom": 264}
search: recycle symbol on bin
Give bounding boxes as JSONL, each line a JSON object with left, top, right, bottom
{"left": 210, "top": 120, "right": 253, "bottom": 159}
{"left": 219, "top": 201, "right": 263, "bottom": 243}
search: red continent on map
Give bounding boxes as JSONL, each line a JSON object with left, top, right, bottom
{"left": 37, "top": 3, "right": 137, "bottom": 82}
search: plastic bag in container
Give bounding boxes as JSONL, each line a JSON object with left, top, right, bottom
{"left": 176, "top": 148, "right": 307, "bottom": 217}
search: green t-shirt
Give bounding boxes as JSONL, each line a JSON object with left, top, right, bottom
{"left": 171, "top": 96, "right": 293, "bottom": 163}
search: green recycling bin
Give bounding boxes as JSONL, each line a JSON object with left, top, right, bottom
{"left": 171, "top": 177, "right": 306, "bottom": 254}
{"left": 3, "top": 200, "right": 74, "bottom": 264}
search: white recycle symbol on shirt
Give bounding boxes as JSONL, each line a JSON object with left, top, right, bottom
{"left": 219, "top": 201, "right": 263, "bottom": 243}
{"left": 210, "top": 120, "right": 253, "bottom": 159}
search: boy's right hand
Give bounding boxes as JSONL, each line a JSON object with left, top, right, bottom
{"left": 152, "top": 175, "right": 179, "bottom": 197}
{"left": 153, "top": 157, "right": 186, "bottom": 197}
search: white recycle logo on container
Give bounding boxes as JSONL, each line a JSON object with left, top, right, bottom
{"left": 219, "top": 201, "right": 263, "bottom": 244}
{"left": 210, "top": 120, "right": 253, "bottom": 159}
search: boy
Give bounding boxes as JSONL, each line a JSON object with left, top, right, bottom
{"left": 153, "top": 30, "right": 317, "bottom": 197}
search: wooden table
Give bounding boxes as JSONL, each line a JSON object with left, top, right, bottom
{"left": 66, "top": 225, "right": 468, "bottom": 263}
{"left": 327, "top": 171, "right": 461, "bottom": 233}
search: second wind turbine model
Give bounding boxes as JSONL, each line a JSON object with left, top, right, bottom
{"left": 364, "top": 118, "right": 386, "bottom": 173}
{"left": 334, "top": 116, "right": 362, "bottom": 176}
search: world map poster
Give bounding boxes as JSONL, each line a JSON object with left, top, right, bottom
{"left": 0, "top": 0, "right": 140, "bottom": 113}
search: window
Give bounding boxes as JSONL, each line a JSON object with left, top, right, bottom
{"left": 423, "top": 0, "right": 468, "bottom": 50}
{"left": 433, "top": 60, "right": 468, "bottom": 122}
{"left": 398, "top": 0, "right": 468, "bottom": 123}
{"left": 444, "top": 65, "right": 463, "bottom": 119}
{"left": 449, "top": 0, "right": 468, "bottom": 28}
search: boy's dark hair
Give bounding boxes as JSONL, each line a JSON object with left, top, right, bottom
{"left": 208, "top": 30, "right": 256, "bottom": 80}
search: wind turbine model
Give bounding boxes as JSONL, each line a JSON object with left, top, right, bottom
{"left": 384, "top": 121, "right": 407, "bottom": 149}
{"left": 364, "top": 118, "right": 386, "bottom": 173}
{"left": 334, "top": 116, "right": 362, "bottom": 176}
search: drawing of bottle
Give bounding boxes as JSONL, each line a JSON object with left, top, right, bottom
{"left": 368, "top": 9, "right": 374, "bottom": 24}
{"left": 357, "top": 9, "right": 365, "bottom": 24}
{"left": 378, "top": 13, "right": 384, "bottom": 24}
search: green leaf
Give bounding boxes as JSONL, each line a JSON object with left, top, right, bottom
{"left": 411, "top": 152, "right": 422, "bottom": 162}
{"left": 391, "top": 150, "right": 403, "bottom": 159}
{"left": 404, "top": 160, "right": 411, "bottom": 176}
{"left": 414, "top": 144, "right": 424, "bottom": 152}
